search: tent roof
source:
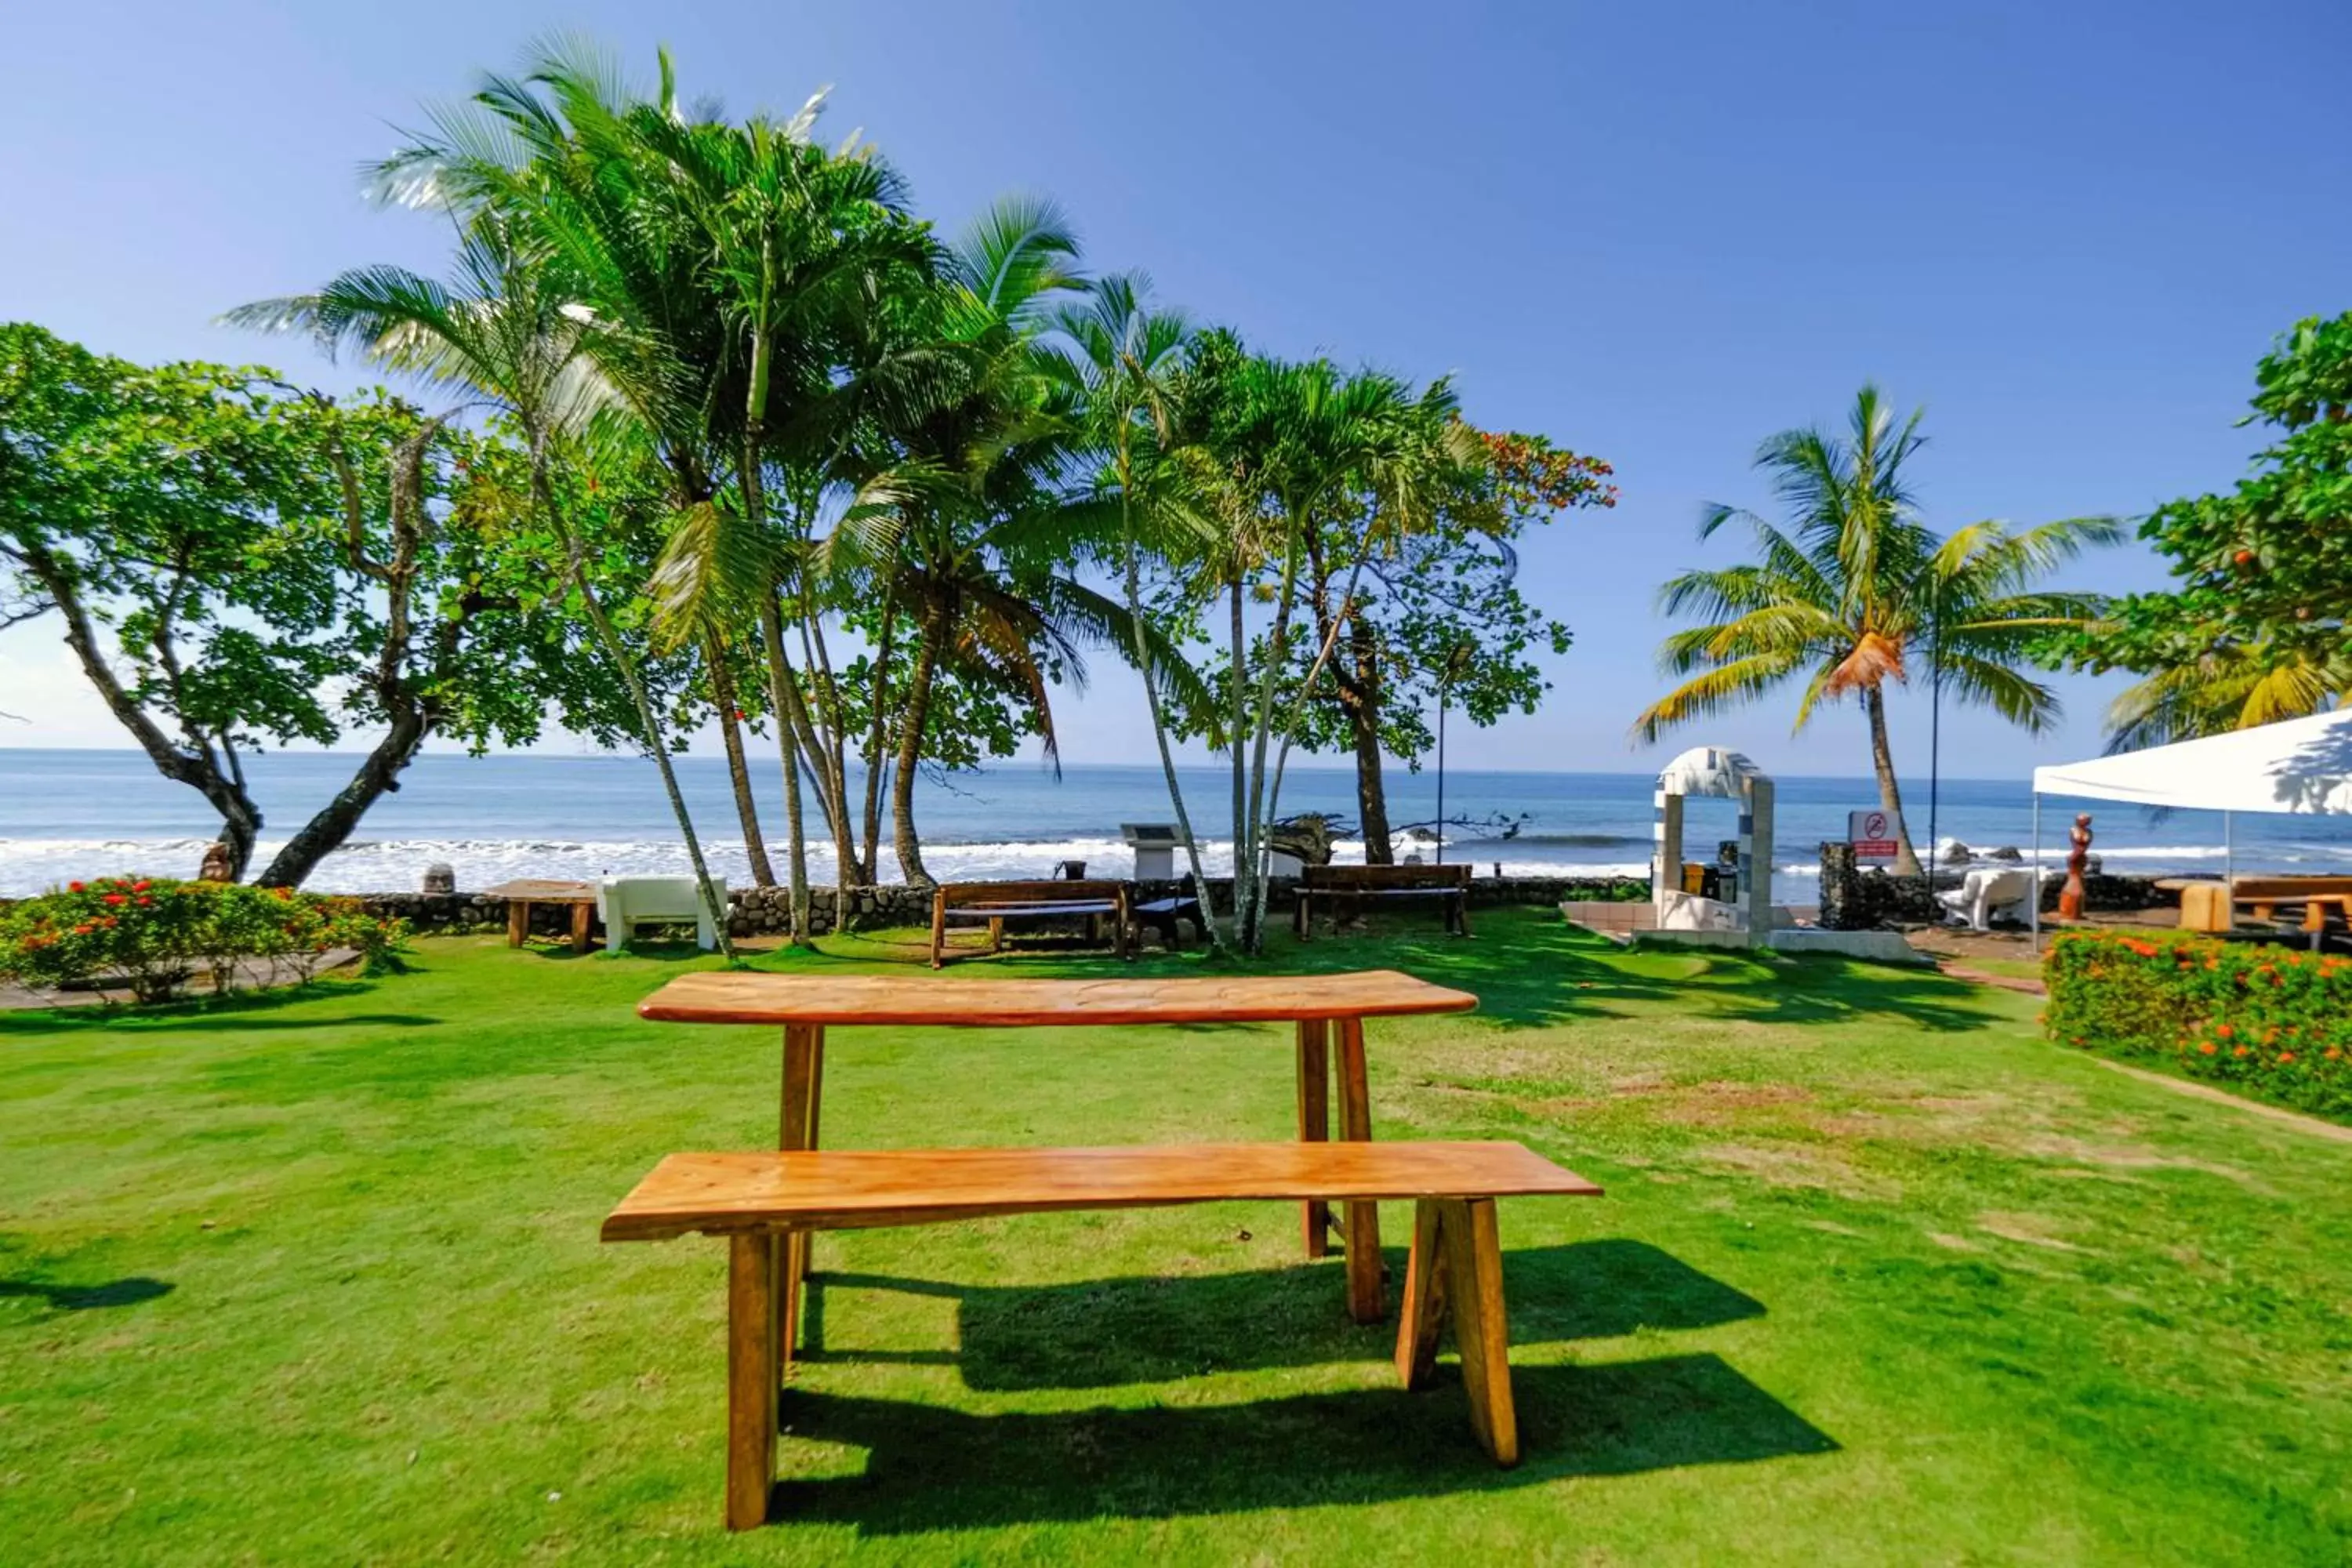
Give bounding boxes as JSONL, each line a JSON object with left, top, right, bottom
{"left": 2032, "top": 709, "right": 2352, "bottom": 815}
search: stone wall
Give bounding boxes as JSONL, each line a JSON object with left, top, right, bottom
{"left": 344, "top": 873, "right": 1654, "bottom": 940}
{"left": 1816, "top": 841, "right": 2180, "bottom": 931}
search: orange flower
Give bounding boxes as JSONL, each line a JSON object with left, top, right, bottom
{"left": 2199, "top": 1042, "right": 2218, "bottom": 1055}
{"left": 2234, "top": 1045, "right": 2251, "bottom": 1058}
{"left": 2278, "top": 1052, "right": 2296, "bottom": 1065}
{"left": 2216, "top": 1024, "right": 2234, "bottom": 1040}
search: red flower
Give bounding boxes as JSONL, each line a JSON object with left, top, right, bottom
{"left": 72, "top": 923, "right": 93, "bottom": 935}
{"left": 67, "top": 880, "right": 85, "bottom": 892}
{"left": 132, "top": 880, "right": 151, "bottom": 891}
{"left": 2234, "top": 1045, "right": 2251, "bottom": 1058}
{"left": 2216, "top": 1024, "right": 2234, "bottom": 1040}
{"left": 136, "top": 895, "right": 153, "bottom": 906}
{"left": 2278, "top": 1052, "right": 2296, "bottom": 1065}
{"left": 102, "top": 893, "right": 127, "bottom": 906}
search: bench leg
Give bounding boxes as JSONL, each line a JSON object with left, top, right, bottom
{"left": 1455, "top": 892, "right": 1472, "bottom": 938}
{"left": 1295, "top": 1019, "right": 1330, "bottom": 1258}
{"left": 1393, "top": 1197, "right": 1516, "bottom": 1465}
{"left": 568, "top": 901, "right": 593, "bottom": 953}
{"left": 1294, "top": 893, "right": 1312, "bottom": 942}
{"left": 1336, "top": 1016, "right": 1383, "bottom": 1323}
{"left": 1444, "top": 1198, "right": 1517, "bottom": 1465}
{"left": 726, "top": 1232, "right": 779, "bottom": 1530}
{"left": 506, "top": 900, "right": 528, "bottom": 948}
{"left": 1394, "top": 1198, "right": 1449, "bottom": 1386}
{"left": 929, "top": 895, "right": 949, "bottom": 968}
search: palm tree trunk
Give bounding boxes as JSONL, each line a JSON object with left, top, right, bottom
{"left": 1864, "top": 683, "right": 1922, "bottom": 876}
{"left": 856, "top": 593, "right": 898, "bottom": 887}
{"left": 1117, "top": 468, "right": 1221, "bottom": 953}
{"left": 706, "top": 634, "right": 777, "bottom": 889}
{"left": 757, "top": 597, "right": 811, "bottom": 944}
{"left": 1229, "top": 578, "right": 1247, "bottom": 930}
{"left": 534, "top": 449, "right": 734, "bottom": 959}
{"left": 890, "top": 603, "right": 945, "bottom": 887}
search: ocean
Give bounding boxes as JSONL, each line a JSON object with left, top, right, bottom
{"left": 5, "top": 747, "right": 2350, "bottom": 896}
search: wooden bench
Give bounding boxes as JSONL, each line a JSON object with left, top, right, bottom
{"left": 1134, "top": 893, "right": 1207, "bottom": 948}
{"left": 2230, "top": 876, "right": 2352, "bottom": 935}
{"left": 1294, "top": 863, "right": 1472, "bottom": 940}
{"left": 602, "top": 1139, "right": 1602, "bottom": 1530}
{"left": 929, "top": 880, "right": 1131, "bottom": 968}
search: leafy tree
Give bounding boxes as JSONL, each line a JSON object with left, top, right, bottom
{"left": 2053, "top": 312, "right": 2352, "bottom": 742}
{"left": 0, "top": 324, "right": 575, "bottom": 886}
{"left": 1635, "top": 386, "right": 2120, "bottom": 875}
{"left": 1286, "top": 428, "right": 1613, "bottom": 860}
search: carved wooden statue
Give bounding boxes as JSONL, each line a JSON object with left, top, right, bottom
{"left": 196, "top": 841, "right": 234, "bottom": 883}
{"left": 2059, "top": 813, "right": 2092, "bottom": 921}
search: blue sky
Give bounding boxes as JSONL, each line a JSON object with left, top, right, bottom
{"left": 4, "top": 0, "right": 2346, "bottom": 782}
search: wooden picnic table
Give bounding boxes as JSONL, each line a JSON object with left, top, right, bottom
{"left": 635, "top": 968, "right": 1479, "bottom": 1349}
{"left": 482, "top": 878, "right": 597, "bottom": 953}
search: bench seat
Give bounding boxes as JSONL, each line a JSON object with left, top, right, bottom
{"left": 930, "top": 880, "right": 1132, "bottom": 967}
{"left": 603, "top": 1139, "right": 1600, "bottom": 1529}
{"left": 1295, "top": 866, "right": 1473, "bottom": 940}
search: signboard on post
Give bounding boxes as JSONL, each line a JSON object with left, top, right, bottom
{"left": 1848, "top": 808, "right": 1901, "bottom": 863}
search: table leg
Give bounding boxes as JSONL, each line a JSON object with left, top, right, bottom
{"left": 778, "top": 1025, "right": 824, "bottom": 1377}
{"left": 1295, "top": 1019, "right": 1330, "bottom": 1258}
{"left": 506, "top": 900, "right": 528, "bottom": 949}
{"left": 1336, "top": 1014, "right": 1383, "bottom": 1322}
{"left": 568, "top": 901, "right": 592, "bottom": 953}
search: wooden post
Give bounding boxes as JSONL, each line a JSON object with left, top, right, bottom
{"left": 1442, "top": 1197, "right": 1518, "bottom": 1465}
{"left": 1295, "top": 1019, "right": 1330, "bottom": 1258}
{"left": 778, "top": 1025, "right": 822, "bottom": 1377}
{"left": 506, "top": 898, "right": 528, "bottom": 949}
{"left": 1336, "top": 1016, "right": 1383, "bottom": 1322}
{"left": 724, "top": 1231, "right": 779, "bottom": 1530}
{"left": 568, "top": 900, "right": 593, "bottom": 953}
{"left": 928, "top": 890, "right": 949, "bottom": 968}
{"left": 1394, "top": 1198, "right": 1449, "bottom": 1386}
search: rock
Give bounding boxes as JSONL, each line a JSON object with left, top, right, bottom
{"left": 1940, "top": 840, "right": 1973, "bottom": 866}
{"left": 1989, "top": 846, "right": 2025, "bottom": 862}
{"left": 421, "top": 862, "right": 456, "bottom": 895}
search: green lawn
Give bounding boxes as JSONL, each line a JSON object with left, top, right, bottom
{"left": 4, "top": 909, "right": 2347, "bottom": 1564}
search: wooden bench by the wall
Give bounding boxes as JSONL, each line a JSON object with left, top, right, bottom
{"left": 928, "top": 880, "right": 1131, "bottom": 968}
{"left": 1294, "top": 863, "right": 1473, "bottom": 940}
{"left": 602, "top": 1139, "right": 1601, "bottom": 1530}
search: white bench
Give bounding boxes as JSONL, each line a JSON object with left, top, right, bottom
{"left": 596, "top": 876, "right": 718, "bottom": 953}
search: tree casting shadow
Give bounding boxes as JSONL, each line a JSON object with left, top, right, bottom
{"left": 0, "top": 1275, "right": 173, "bottom": 1313}
{"left": 771, "top": 1351, "right": 1836, "bottom": 1534}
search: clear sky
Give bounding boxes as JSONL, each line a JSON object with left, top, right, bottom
{"left": 5, "top": 0, "right": 2347, "bottom": 782}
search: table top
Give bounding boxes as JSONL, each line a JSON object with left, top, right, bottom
{"left": 481, "top": 879, "right": 597, "bottom": 902}
{"left": 603, "top": 1140, "right": 1595, "bottom": 1240}
{"left": 637, "top": 968, "right": 1478, "bottom": 1028}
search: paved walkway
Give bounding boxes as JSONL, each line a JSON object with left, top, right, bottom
{"left": 0, "top": 949, "right": 361, "bottom": 1011}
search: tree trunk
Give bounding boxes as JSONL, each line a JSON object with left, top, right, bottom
{"left": 1229, "top": 579, "right": 1247, "bottom": 901}
{"left": 756, "top": 597, "right": 811, "bottom": 943}
{"left": 22, "top": 541, "right": 264, "bottom": 878}
{"left": 1345, "top": 618, "right": 1392, "bottom": 864}
{"left": 857, "top": 597, "right": 896, "bottom": 887}
{"left": 256, "top": 706, "right": 431, "bottom": 888}
{"left": 1118, "top": 475, "right": 1220, "bottom": 954}
{"left": 889, "top": 604, "right": 945, "bottom": 887}
{"left": 1864, "top": 683, "right": 1922, "bottom": 876}
{"left": 706, "top": 637, "right": 777, "bottom": 889}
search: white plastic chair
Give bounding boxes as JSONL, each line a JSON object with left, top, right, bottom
{"left": 1937, "top": 867, "right": 2037, "bottom": 931}
{"left": 596, "top": 876, "right": 718, "bottom": 953}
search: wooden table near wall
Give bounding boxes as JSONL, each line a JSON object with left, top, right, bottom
{"left": 634, "top": 968, "right": 1479, "bottom": 1363}
{"left": 482, "top": 878, "right": 597, "bottom": 953}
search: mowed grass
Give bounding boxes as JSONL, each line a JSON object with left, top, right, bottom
{"left": 2, "top": 908, "right": 2347, "bottom": 1564}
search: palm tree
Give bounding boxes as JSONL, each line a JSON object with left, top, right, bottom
{"left": 1044, "top": 274, "right": 1224, "bottom": 948}
{"left": 1635, "top": 386, "right": 2120, "bottom": 875}
{"left": 227, "top": 207, "right": 740, "bottom": 956}
{"left": 2107, "top": 642, "right": 2348, "bottom": 751}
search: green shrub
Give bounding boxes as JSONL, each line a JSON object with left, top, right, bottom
{"left": 2044, "top": 931, "right": 2352, "bottom": 1122}
{"left": 0, "top": 877, "right": 408, "bottom": 1004}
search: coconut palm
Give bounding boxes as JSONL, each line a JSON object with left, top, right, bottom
{"left": 1043, "top": 274, "right": 1224, "bottom": 949}
{"left": 227, "top": 214, "right": 741, "bottom": 957}
{"left": 1635, "top": 386, "right": 2121, "bottom": 875}
{"left": 2106, "top": 642, "right": 2348, "bottom": 751}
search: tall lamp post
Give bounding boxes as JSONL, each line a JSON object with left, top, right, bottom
{"left": 1926, "top": 579, "right": 1944, "bottom": 883}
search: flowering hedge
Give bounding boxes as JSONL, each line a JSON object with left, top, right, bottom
{"left": 0, "top": 877, "right": 406, "bottom": 1004}
{"left": 2043, "top": 931, "right": 2352, "bottom": 1122}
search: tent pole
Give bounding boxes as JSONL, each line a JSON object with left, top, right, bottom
{"left": 2030, "top": 793, "right": 2042, "bottom": 953}
{"left": 2223, "top": 811, "right": 2234, "bottom": 893}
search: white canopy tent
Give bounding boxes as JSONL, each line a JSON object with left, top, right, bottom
{"left": 2027, "top": 708, "right": 2352, "bottom": 942}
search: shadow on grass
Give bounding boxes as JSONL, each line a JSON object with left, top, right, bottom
{"left": 0, "top": 1275, "right": 173, "bottom": 1312}
{"left": 774, "top": 1352, "right": 1835, "bottom": 1533}
{"left": 804, "top": 1240, "right": 1762, "bottom": 1391}
{"left": 0, "top": 975, "right": 430, "bottom": 1036}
